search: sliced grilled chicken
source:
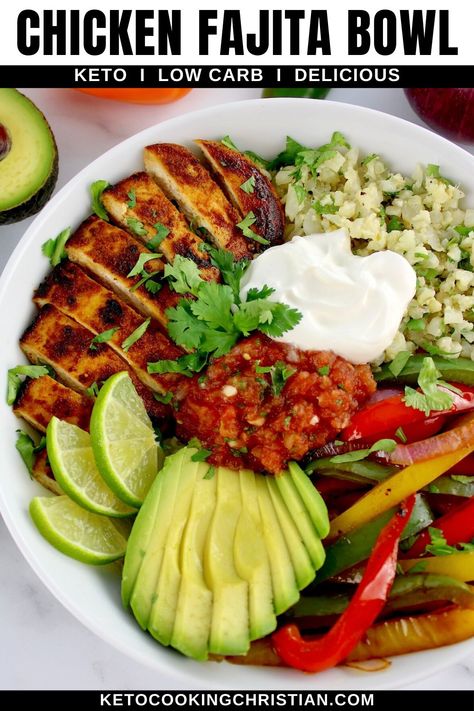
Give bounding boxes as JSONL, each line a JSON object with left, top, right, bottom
{"left": 196, "top": 139, "right": 285, "bottom": 247}
{"left": 101, "top": 172, "right": 219, "bottom": 280}
{"left": 34, "top": 262, "right": 184, "bottom": 396}
{"left": 32, "top": 449, "right": 62, "bottom": 496}
{"left": 14, "top": 375, "right": 92, "bottom": 433}
{"left": 144, "top": 144, "right": 252, "bottom": 259}
{"left": 20, "top": 304, "right": 166, "bottom": 420}
{"left": 66, "top": 215, "right": 177, "bottom": 328}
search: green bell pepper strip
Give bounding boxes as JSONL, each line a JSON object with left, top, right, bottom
{"left": 262, "top": 88, "right": 330, "bottom": 100}
{"left": 424, "top": 475, "right": 474, "bottom": 497}
{"left": 314, "top": 494, "right": 433, "bottom": 584}
{"left": 376, "top": 355, "right": 474, "bottom": 386}
{"left": 288, "top": 574, "right": 474, "bottom": 624}
{"left": 307, "top": 458, "right": 397, "bottom": 484}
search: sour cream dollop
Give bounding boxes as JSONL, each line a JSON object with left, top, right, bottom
{"left": 240, "top": 228, "right": 417, "bottom": 364}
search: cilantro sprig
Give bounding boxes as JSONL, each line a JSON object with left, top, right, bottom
{"left": 403, "top": 357, "right": 457, "bottom": 416}
{"left": 90, "top": 328, "right": 119, "bottom": 351}
{"left": 90, "top": 180, "right": 109, "bottom": 221}
{"left": 42, "top": 228, "right": 72, "bottom": 267}
{"left": 425, "top": 527, "right": 474, "bottom": 556}
{"left": 236, "top": 211, "right": 270, "bottom": 246}
{"left": 7, "top": 365, "right": 52, "bottom": 405}
{"left": 150, "top": 254, "right": 302, "bottom": 373}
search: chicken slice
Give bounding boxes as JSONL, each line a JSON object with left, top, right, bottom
{"left": 144, "top": 143, "right": 252, "bottom": 259}
{"left": 14, "top": 375, "right": 92, "bottom": 433}
{"left": 196, "top": 139, "right": 285, "bottom": 248}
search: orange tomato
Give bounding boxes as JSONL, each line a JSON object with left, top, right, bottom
{"left": 75, "top": 88, "right": 192, "bottom": 105}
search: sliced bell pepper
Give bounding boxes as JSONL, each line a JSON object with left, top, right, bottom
{"left": 399, "top": 551, "right": 474, "bottom": 581}
{"left": 329, "top": 447, "right": 473, "bottom": 541}
{"left": 342, "top": 383, "right": 474, "bottom": 444}
{"left": 272, "top": 496, "right": 415, "bottom": 673}
{"left": 315, "top": 494, "right": 432, "bottom": 584}
{"left": 347, "top": 607, "right": 474, "bottom": 662}
{"left": 405, "top": 495, "right": 474, "bottom": 558}
{"left": 376, "top": 355, "right": 474, "bottom": 387}
{"left": 448, "top": 453, "right": 474, "bottom": 475}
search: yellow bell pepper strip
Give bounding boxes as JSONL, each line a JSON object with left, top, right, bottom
{"left": 399, "top": 551, "right": 474, "bottom": 581}
{"left": 328, "top": 446, "right": 473, "bottom": 542}
{"left": 346, "top": 607, "right": 474, "bottom": 662}
{"left": 272, "top": 497, "right": 415, "bottom": 673}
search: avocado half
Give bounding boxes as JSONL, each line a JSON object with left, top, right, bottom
{"left": 0, "top": 89, "right": 58, "bottom": 225}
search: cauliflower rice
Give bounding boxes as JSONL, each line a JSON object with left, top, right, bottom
{"left": 273, "top": 139, "right": 474, "bottom": 365}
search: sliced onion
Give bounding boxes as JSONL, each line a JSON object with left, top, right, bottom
{"left": 363, "top": 388, "right": 403, "bottom": 407}
{"left": 345, "top": 658, "right": 391, "bottom": 672}
{"left": 389, "top": 412, "right": 474, "bottom": 466}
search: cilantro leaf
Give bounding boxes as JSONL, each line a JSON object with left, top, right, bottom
{"left": 403, "top": 357, "right": 454, "bottom": 416}
{"left": 387, "top": 216, "right": 404, "bottom": 232}
{"left": 154, "top": 391, "right": 173, "bottom": 405}
{"left": 16, "top": 430, "right": 37, "bottom": 477}
{"left": 233, "top": 299, "right": 275, "bottom": 336}
{"left": 236, "top": 211, "right": 270, "bottom": 245}
{"left": 424, "top": 527, "right": 459, "bottom": 556}
{"left": 454, "top": 225, "right": 473, "bottom": 237}
{"left": 313, "top": 199, "right": 338, "bottom": 215}
{"left": 221, "top": 135, "right": 239, "bottom": 151}
{"left": 426, "top": 164, "right": 452, "bottom": 185}
{"left": 90, "top": 327, "right": 119, "bottom": 351}
{"left": 240, "top": 176, "right": 255, "bottom": 194}
{"left": 244, "top": 150, "right": 270, "bottom": 171}
{"left": 85, "top": 381, "right": 100, "bottom": 398}
{"left": 258, "top": 302, "right": 302, "bottom": 338}
{"left": 127, "top": 253, "right": 158, "bottom": 278}
{"left": 165, "top": 255, "right": 203, "bottom": 296}
{"left": 362, "top": 153, "right": 379, "bottom": 165}
{"left": 191, "top": 448, "right": 212, "bottom": 462}
{"left": 121, "top": 318, "right": 151, "bottom": 352}
{"left": 388, "top": 351, "right": 411, "bottom": 377}
{"left": 148, "top": 353, "right": 207, "bottom": 377}
{"left": 318, "top": 365, "right": 330, "bottom": 376}
{"left": 90, "top": 180, "right": 109, "bottom": 221}
{"left": 208, "top": 247, "right": 249, "bottom": 302}
{"left": 267, "top": 136, "right": 308, "bottom": 171}
{"left": 190, "top": 283, "right": 235, "bottom": 331}
{"left": 395, "top": 426, "right": 407, "bottom": 443}
{"left": 127, "top": 217, "right": 148, "bottom": 238}
{"left": 7, "top": 365, "right": 51, "bottom": 406}
{"left": 166, "top": 301, "right": 209, "bottom": 350}
{"left": 127, "top": 189, "right": 136, "bottom": 209}
{"left": 329, "top": 439, "right": 397, "bottom": 464}
{"left": 270, "top": 361, "right": 296, "bottom": 396}
{"left": 406, "top": 318, "right": 425, "bottom": 332}
{"left": 293, "top": 184, "right": 306, "bottom": 204}
{"left": 199, "top": 329, "right": 239, "bottom": 358}
{"left": 42, "top": 228, "right": 72, "bottom": 267}
{"left": 147, "top": 223, "right": 170, "bottom": 251}
{"left": 246, "top": 285, "right": 276, "bottom": 302}
{"left": 203, "top": 465, "right": 216, "bottom": 480}
{"left": 130, "top": 271, "right": 162, "bottom": 294}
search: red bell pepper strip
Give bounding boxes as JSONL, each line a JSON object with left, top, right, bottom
{"left": 404, "top": 495, "right": 474, "bottom": 558}
{"left": 448, "top": 453, "right": 474, "bottom": 476}
{"left": 342, "top": 384, "right": 474, "bottom": 444}
{"left": 272, "top": 495, "right": 415, "bottom": 673}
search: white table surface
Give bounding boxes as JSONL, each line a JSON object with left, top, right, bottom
{"left": 1, "top": 87, "right": 474, "bottom": 691}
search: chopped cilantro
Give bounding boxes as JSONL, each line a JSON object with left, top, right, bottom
{"left": 127, "top": 253, "right": 158, "bottom": 279}
{"left": 362, "top": 153, "right": 379, "bottom": 165}
{"left": 221, "top": 135, "right": 239, "bottom": 151}
{"left": 121, "top": 318, "right": 151, "bottom": 352}
{"left": 403, "top": 357, "right": 454, "bottom": 416}
{"left": 244, "top": 150, "right": 270, "bottom": 171}
{"left": 387, "top": 216, "right": 404, "bottom": 232}
{"left": 85, "top": 381, "right": 100, "bottom": 398}
{"left": 426, "top": 164, "right": 452, "bottom": 185}
{"left": 407, "top": 318, "right": 425, "bottom": 332}
{"left": 454, "top": 225, "right": 473, "bottom": 237}
{"left": 451, "top": 474, "right": 474, "bottom": 484}
{"left": 127, "top": 189, "right": 136, "bottom": 209}
{"left": 313, "top": 199, "right": 338, "bottom": 215}
{"left": 90, "top": 327, "right": 119, "bottom": 350}
{"left": 15, "top": 430, "right": 45, "bottom": 477}
{"left": 267, "top": 136, "right": 308, "bottom": 171}
{"left": 148, "top": 353, "right": 207, "bottom": 377}
{"left": 191, "top": 448, "right": 212, "bottom": 462}
{"left": 318, "top": 365, "right": 330, "bottom": 376}
{"left": 240, "top": 175, "right": 255, "bottom": 194}
{"left": 154, "top": 391, "right": 173, "bottom": 405}
{"left": 388, "top": 351, "right": 411, "bottom": 377}
{"left": 7, "top": 365, "right": 51, "bottom": 406}
{"left": 395, "top": 426, "right": 407, "bottom": 443}
{"left": 236, "top": 211, "right": 269, "bottom": 245}
{"left": 90, "top": 180, "right": 109, "bottom": 221}
{"left": 127, "top": 217, "right": 148, "bottom": 238}
{"left": 146, "top": 223, "right": 170, "bottom": 251}
{"left": 203, "top": 465, "right": 216, "bottom": 480}
{"left": 130, "top": 270, "right": 162, "bottom": 294}
{"left": 425, "top": 527, "right": 459, "bottom": 556}
{"left": 329, "top": 439, "right": 397, "bottom": 465}
{"left": 270, "top": 362, "right": 296, "bottom": 396}
{"left": 42, "top": 228, "right": 72, "bottom": 267}
{"left": 293, "top": 184, "right": 307, "bottom": 204}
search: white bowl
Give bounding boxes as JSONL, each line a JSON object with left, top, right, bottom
{"left": 1, "top": 98, "right": 474, "bottom": 690}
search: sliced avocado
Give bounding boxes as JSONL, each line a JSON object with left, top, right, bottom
{"left": 266, "top": 477, "right": 315, "bottom": 590}
{"left": 234, "top": 468, "right": 276, "bottom": 641}
{"left": 0, "top": 89, "right": 58, "bottom": 224}
{"left": 147, "top": 452, "right": 198, "bottom": 646}
{"left": 204, "top": 466, "right": 250, "bottom": 655}
{"left": 255, "top": 474, "right": 299, "bottom": 615}
{"left": 274, "top": 471, "right": 326, "bottom": 570}
{"left": 289, "top": 462, "right": 330, "bottom": 539}
{"left": 121, "top": 472, "right": 162, "bottom": 608}
{"left": 129, "top": 449, "right": 184, "bottom": 629}
{"left": 170, "top": 464, "right": 216, "bottom": 660}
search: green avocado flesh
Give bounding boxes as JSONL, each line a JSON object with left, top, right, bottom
{"left": 122, "top": 447, "right": 329, "bottom": 659}
{"left": 0, "top": 88, "right": 58, "bottom": 224}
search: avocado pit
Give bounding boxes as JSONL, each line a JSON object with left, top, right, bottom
{"left": 0, "top": 123, "right": 11, "bottom": 161}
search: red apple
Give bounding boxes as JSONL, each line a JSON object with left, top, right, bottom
{"left": 404, "top": 88, "right": 474, "bottom": 144}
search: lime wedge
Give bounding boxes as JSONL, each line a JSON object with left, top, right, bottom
{"left": 46, "top": 417, "right": 136, "bottom": 518}
{"left": 30, "top": 495, "right": 128, "bottom": 565}
{"left": 90, "top": 372, "right": 161, "bottom": 508}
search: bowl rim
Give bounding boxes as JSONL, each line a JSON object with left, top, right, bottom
{"left": 2, "top": 96, "right": 474, "bottom": 690}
